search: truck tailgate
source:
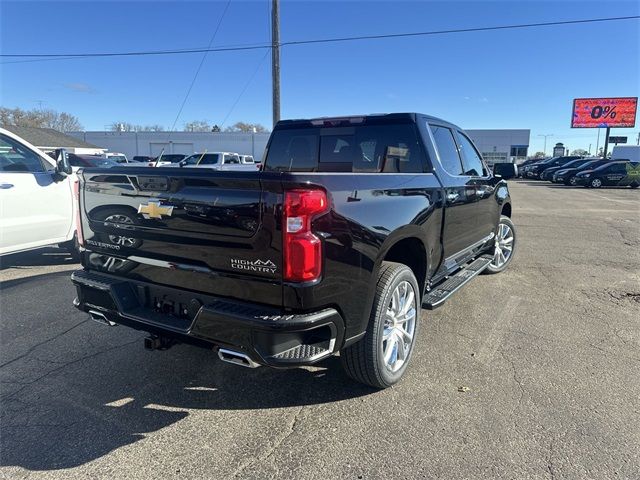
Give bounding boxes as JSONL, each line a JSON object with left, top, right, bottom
{"left": 79, "top": 168, "right": 283, "bottom": 305}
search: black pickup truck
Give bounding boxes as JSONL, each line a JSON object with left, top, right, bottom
{"left": 71, "top": 113, "right": 515, "bottom": 388}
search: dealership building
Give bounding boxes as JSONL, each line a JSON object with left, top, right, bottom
{"left": 69, "top": 128, "right": 530, "bottom": 165}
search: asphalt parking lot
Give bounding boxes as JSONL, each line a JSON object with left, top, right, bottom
{"left": 1, "top": 181, "right": 638, "bottom": 479}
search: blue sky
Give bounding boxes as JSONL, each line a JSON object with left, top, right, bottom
{"left": 1, "top": 0, "right": 638, "bottom": 154}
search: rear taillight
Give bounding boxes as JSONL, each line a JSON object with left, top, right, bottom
{"left": 283, "top": 189, "right": 329, "bottom": 282}
{"left": 73, "top": 179, "right": 84, "bottom": 247}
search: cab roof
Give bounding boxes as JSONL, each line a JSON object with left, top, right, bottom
{"left": 275, "top": 113, "right": 459, "bottom": 130}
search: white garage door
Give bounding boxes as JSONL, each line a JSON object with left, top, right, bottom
{"left": 150, "top": 143, "right": 169, "bottom": 156}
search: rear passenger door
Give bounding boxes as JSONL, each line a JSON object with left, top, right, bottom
{"left": 428, "top": 124, "right": 482, "bottom": 259}
{"left": 455, "top": 130, "right": 498, "bottom": 240}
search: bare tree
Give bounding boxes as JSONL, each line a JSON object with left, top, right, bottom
{"left": 0, "top": 107, "right": 83, "bottom": 131}
{"left": 224, "top": 122, "right": 269, "bottom": 133}
{"left": 184, "top": 120, "right": 211, "bottom": 132}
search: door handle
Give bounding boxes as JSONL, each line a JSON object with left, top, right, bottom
{"left": 0, "top": 183, "right": 14, "bottom": 189}
{"left": 446, "top": 192, "right": 459, "bottom": 202}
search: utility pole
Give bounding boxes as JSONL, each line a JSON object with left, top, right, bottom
{"left": 538, "top": 134, "right": 553, "bottom": 156}
{"left": 271, "top": 0, "right": 281, "bottom": 127}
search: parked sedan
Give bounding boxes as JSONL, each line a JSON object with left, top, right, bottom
{"left": 526, "top": 156, "right": 582, "bottom": 179}
{"left": 573, "top": 160, "right": 640, "bottom": 188}
{"left": 552, "top": 159, "right": 611, "bottom": 185}
{"left": 541, "top": 158, "right": 596, "bottom": 181}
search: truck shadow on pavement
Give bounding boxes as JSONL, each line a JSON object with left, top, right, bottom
{"left": 0, "top": 272, "right": 373, "bottom": 472}
{"left": 0, "top": 247, "right": 78, "bottom": 270}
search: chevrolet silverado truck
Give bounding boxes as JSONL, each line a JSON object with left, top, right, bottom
{"left": 71, "top": 113, "right": 516, "bottom": 388}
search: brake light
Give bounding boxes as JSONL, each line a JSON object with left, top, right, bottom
{"left": 283, "top": 189, "right": 329, "bottom": 282}
{"left": 73, "top": 179, "right": 84, "bottom": 247}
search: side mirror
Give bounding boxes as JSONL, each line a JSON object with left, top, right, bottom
{"left": 54, "top": 149, "right": 72, "bottom": 176}
{"left": 179, "top": 159, "right": 187, "bottom": 167}
{"left": 493, "top": 162, "right": 517, "bottom": 179}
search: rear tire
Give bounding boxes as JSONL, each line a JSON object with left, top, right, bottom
{"left": 341, "top": 262, "right": 420, "bottom": 389}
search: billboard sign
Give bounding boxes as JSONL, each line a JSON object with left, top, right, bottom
{"left": 608, "top": 136, "right": 627, "bottom": 144}
{"left": 571, "top": 97, "right": 637, "bottom": 128}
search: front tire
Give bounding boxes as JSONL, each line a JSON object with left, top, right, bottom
{"left": 59, "top": 232, "right": 80, "bottom": 261}
{"left": 590, "top": 178, "right": 602, "bottom": 188}
{"left": 483, "top": 216, "right": 516, "bottom": 274}
{"left": 341, "top": 262, "right": 420, "bottom": 389}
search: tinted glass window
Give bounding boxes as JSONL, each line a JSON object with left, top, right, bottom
{"left": 199, "top": 154, "right": 219, "bottom": 165}
{"left": 0, "top": 134, "right": 47, "bottom": 173}
{"left": 264, "top": 123, "right": 424, "bottom": 173}
{"left": 429, "top": 125, "right": 464, "bottom": 176}
{"left": 456, "top": 132, "right": 486, "bottom": 176}
{"left": 458, "top": 132, "right": 486, "bottom": 177}
{"left": 264, "top": 129, "right": 319, "bottom": 172}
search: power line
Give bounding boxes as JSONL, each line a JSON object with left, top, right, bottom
{"left": 1, "top": 15, "right": 638, "bottom": 62}
{"left": 220, "top": 50, "right": 270, "bottom": 129}
{"left": 166, "top": 0, "right": 233, "bottom": 137}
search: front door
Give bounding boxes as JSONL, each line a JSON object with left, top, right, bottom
{"left": 455, "top": 130, "right": 499, "bottom": 240}
{"left": 428, "top": 124, "right": 482, "bottom": 259}
{"left": 0, "top": 133, "right": 73, "bottom": 254}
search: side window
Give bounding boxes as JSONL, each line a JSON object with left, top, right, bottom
{"left": 353, "top": 124, "right": 425, "bottom": 173}
{"left": 200, "top": 154, "right": 219, "bottom": 165}
{"left": 456, "top": 131, "right": 486, "bottom": 177}
{"left": 429, "top": 125, "right": 464, "bottom": 176}
{"left": 225, "top": 155, "right": 240, "bottom": 164}
{"left": 0, "top": 134, "right": 47, "bottom": 173}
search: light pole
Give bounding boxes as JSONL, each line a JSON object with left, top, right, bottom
{"left": 538, "top": 134, "right": 553, "bottom": 156}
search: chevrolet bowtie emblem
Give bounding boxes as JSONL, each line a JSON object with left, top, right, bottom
{"left": 138, "top": 200, "right": 174, "bottom": 219}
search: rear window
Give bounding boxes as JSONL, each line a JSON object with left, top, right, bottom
{"left": 264, "top": 124, "right": 425, "bottom": 173}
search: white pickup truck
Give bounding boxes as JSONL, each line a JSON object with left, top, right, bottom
{"left": 0, "top": 127, "right": 78, "bottom": 256}
{"left": 168, "top": 152, "right": 259, "bottom": 171}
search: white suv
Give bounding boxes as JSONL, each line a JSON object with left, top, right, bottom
{"left": 0, "top": 127, "right": 77, "bottom": 256}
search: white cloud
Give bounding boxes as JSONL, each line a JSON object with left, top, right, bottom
{"left": 64, "top": 82, "right": 95, "bottom": 94}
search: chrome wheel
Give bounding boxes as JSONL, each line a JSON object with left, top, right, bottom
{"left": 591, "top": 178, "right": 602, "bottom": 188}
{"left": 104, "top": 214, "right": 136, "bottom": 247}
{"left": 382, "top": 281, "right": 417, "bottom": 373}
{"left": 569, "top": 177, "right": 577, "bottom": 186}
{"left": 491, "top": 222, "right": 514, "bottom": 269}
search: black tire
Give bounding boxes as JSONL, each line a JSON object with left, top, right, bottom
{"left": 590, "top": 177, "right": 603, "bottom": 188}
{"left": 483, "top": 215, "right": 516, "bottom": 275}
{"left": 341, "top": 261, "right": 420, "bottom": 389}
{"left": 630, "top": 182, "right": 639, "bottom": 189}
{"left": 59, "top": 232, "right": 81, "bottom": 262}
